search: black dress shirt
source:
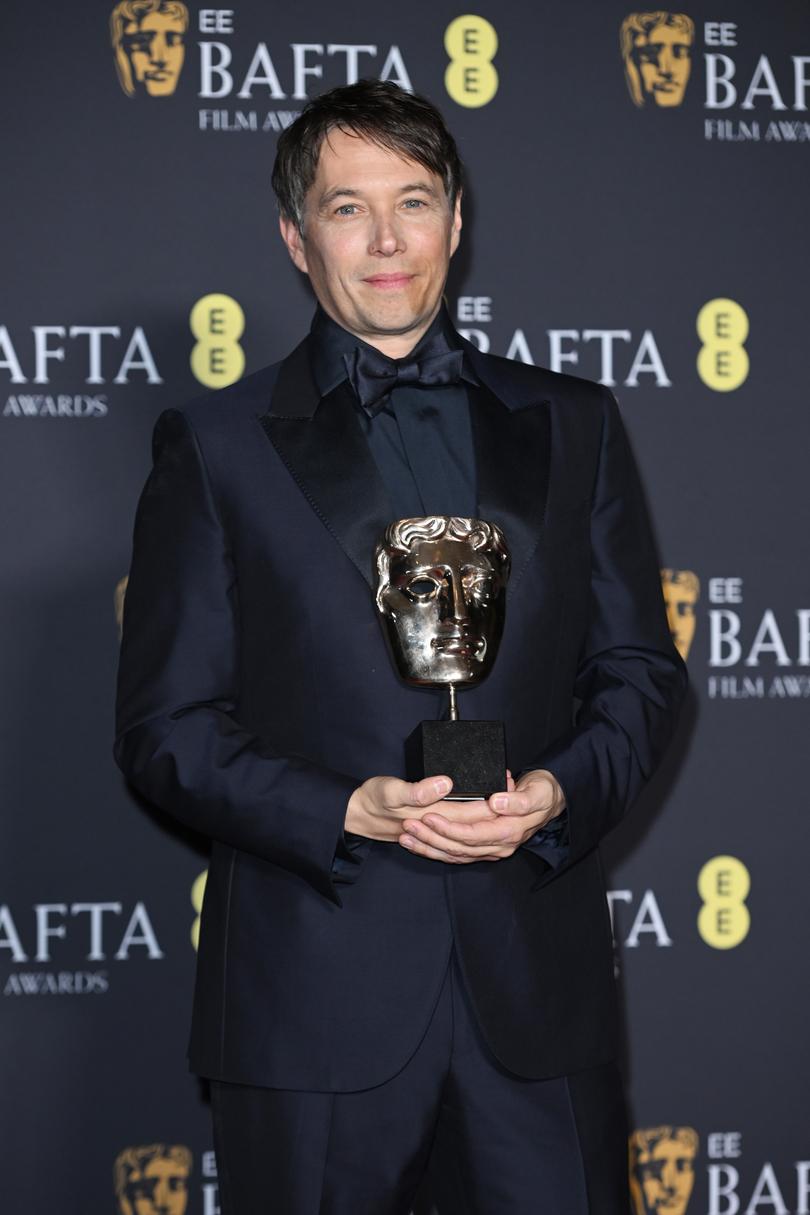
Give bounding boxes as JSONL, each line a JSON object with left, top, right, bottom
{"left": 309, "top": 304, "right": 479, "bottom": 520}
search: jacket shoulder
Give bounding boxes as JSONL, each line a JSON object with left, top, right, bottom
{"left": 172, "top": 335, "right": 313, "bottom": 439}
{"left": 146, "top": 358, "right": 288, "bottom": 471}
{"left": 176, "top": 358, "right": 286, "bottom": 434}
{"left": 465, "top": 340, "right": 611, "bottom": 416}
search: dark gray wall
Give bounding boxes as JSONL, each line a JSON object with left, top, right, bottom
{"left": 1, "top": 3, "right": 808, "bottom": 1212}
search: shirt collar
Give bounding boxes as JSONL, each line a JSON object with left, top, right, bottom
{"left": 308, "top": 303, "right": 478, "bottom": 399}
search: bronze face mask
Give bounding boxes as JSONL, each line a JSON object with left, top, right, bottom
{"left": 375, "top": 517, "right": 511, "bottom": 689}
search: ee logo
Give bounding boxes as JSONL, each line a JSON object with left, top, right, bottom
{"left": 697, "top": 855, "right": 750, "bottom": 949}
{"left": 445, "top": 15, "right": 499, "bottom": 107}
{"left": 191, "top": 869, "right": 208, "bottom": 951}
{"left": 696, "top": 297, "right": 749, "bottom": 391}
{"left": 190, "top": 292, "right": 245, "bottom": 389}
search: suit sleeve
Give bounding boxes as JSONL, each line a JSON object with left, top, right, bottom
{"left": 114, "top": 408, "right": 362, "bottom": 904}
{"left": 522, "top": 388, "right": 687, "bottom": 870}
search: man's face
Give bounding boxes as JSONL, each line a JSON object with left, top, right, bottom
{"left": 280, "top": 129, "right": 461, "bottom": 355}
{"left": 123, "top": 1157, "right": 189, "bottom": 1215}
{"left": 637, "top": 1139, "right": 695, "bottom": 1215}
{"left": 122, "top": 13, "right": 186, "bottom": 96}
{"left": 633, "top": 23, "right": 692, "bottom": 107}
{"left": 378, "top": 536, "right": 506, "bottom": 686}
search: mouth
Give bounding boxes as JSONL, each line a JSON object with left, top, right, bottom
{"left": 431, "top": 634, "right": 485, "bottom": 659}
{"left": 361, "top": 273, "right": 414, "bottom": 290}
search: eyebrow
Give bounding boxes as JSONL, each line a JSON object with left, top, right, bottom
{"left": 317, "top": 181, "right": 440, "bottom": 211}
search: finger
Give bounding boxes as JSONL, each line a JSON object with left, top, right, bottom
{"left": 410, "top": 814, "right": 500, "bottom": 842}
{"left": 488, "top": 789, "right": 546, "bottom": 817}
{"left": 403, "top": 819, "right": 514, "bottom": 854}
{"left": 413, "top": 775, "right": 453, "bottom": 805}
{"left": 404, "top": 813, "right": 501, "bottom": 842}
{"left": 423, "top": 801, "right": 498, "bottom": 825}
{"left": 391, "top": 776, "right": 452, "bottom": 809}
{"left": 399, "top": 834, "right": 504, "bottom": 864}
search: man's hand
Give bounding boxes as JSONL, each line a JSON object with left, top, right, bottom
{"left": 345, "top": 775, "right": 497, "bottom": 843}
{"left": 398, "top": 769, "right": 566, "bottom": 864}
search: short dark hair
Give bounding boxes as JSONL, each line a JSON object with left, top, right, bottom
{"left": 272, "top": 80, "right": 463, "bottom": 231}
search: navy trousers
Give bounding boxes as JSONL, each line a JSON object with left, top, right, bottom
{"left": 211, "top": 952, "right": 629, "bottom": 1214}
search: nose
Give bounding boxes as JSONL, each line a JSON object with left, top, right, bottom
{"left": 368, "top": 212, "right": 404, "bottom": 257}
{"left": 149, "top": 33, "right": 168, "bottom": 66}
{"left": 659, "top": 1161, "right": 677, "bottom": 1195}
{"left": 440, "top": 572, "right": 470, "bottom": 626}
{"left": 657, "top": 46, "right": 674, "bottom": 78}
{"left": 151, "top": 1179, "right": 170, "bottom": 1213}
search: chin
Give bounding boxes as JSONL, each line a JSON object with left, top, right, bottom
{"left": 360, "top": 292, "right": 435, "bottom": 326}
{"left": 367, "top": 306, "right": 417, "bottom": 325}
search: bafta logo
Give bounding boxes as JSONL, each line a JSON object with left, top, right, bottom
{"left": 629, "top": 1126, "right": 698, "bottom": 1215}
{"left": 661, "top": 569, "right": 700, "bottom": 660}
{"left": 111, "top": 0, "right": 189, "bottom": 98}
{"left": 620, "top": 13, "right": 695, "bottom": 108}
{"left": 114, "top": 1144, "right": 192, "bottom": 1215}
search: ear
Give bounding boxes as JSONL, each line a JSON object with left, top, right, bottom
{"left": 279, "top": 214, "right": 309, "bottom": 274}
{"left": 449, "top": 191, "right": 463, "bottom": 258}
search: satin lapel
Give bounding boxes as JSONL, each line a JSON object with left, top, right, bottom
{"left": 470, "top": 382, "right": 551, "bottom": 594}
{"left": 259, "top": 342, "right": 393, "bottom": 589}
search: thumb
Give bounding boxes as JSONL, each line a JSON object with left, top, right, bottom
{"left": 411, "top": 775, "right": 453, "bottom": 805}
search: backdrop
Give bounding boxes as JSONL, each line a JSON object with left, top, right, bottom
{"left": 2, "top": 3, "right": 808, "bottom": 1213}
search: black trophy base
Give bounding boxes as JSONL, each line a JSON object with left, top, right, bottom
{"left": 405, "top": 719, "right": 506, "bottom": 800}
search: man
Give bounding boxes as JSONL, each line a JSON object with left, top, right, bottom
{"left": 116, "top": 81, "right": 687, "bottom": 1213}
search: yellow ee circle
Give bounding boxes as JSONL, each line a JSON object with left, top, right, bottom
{"left": 190, "top": 293, "right": 246, "bottom": 389}
{"left": 444, "top": 15, "right": 499, "bottom": 107}
{"left": 697, "top": 855, "right": 751, "bottom": 949}
{"left": 696, "top": 298, "right": 749, "bottom": 392}
{"left": 696, "top": 298, "right": 749, "bottom": 345}
{"left": 444, "top": 14, "right": 498, "bottom": 59}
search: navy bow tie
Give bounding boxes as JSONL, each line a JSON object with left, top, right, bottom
{"left": 345, "top": 344, "right": 464, "bottom": 416}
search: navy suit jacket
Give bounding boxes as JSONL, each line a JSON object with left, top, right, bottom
{"left": 114, "top": 334, "right": 686, "bottom": 1090}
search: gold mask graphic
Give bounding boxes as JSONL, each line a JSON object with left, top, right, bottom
{"left": 629, "top": 1126, "right": 698, "bottom": 1215}
{"left": 114, "top": 1144, "right": 192, "bottom": 1215}
{"left": 111, "top": 0, "right": 189, "bottom": 98}
{"left": 661, "top": 568, "right": 699, "bottom": 660}
{"left": 620, "top": 13, "right": 695, "bottom": 108}
{"left": 114, "top": 575, "right": 129, "bottom": 639}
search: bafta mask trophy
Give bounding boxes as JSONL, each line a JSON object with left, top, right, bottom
{"left": 375, "top": 516, "right": 511, "bottom": 799}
